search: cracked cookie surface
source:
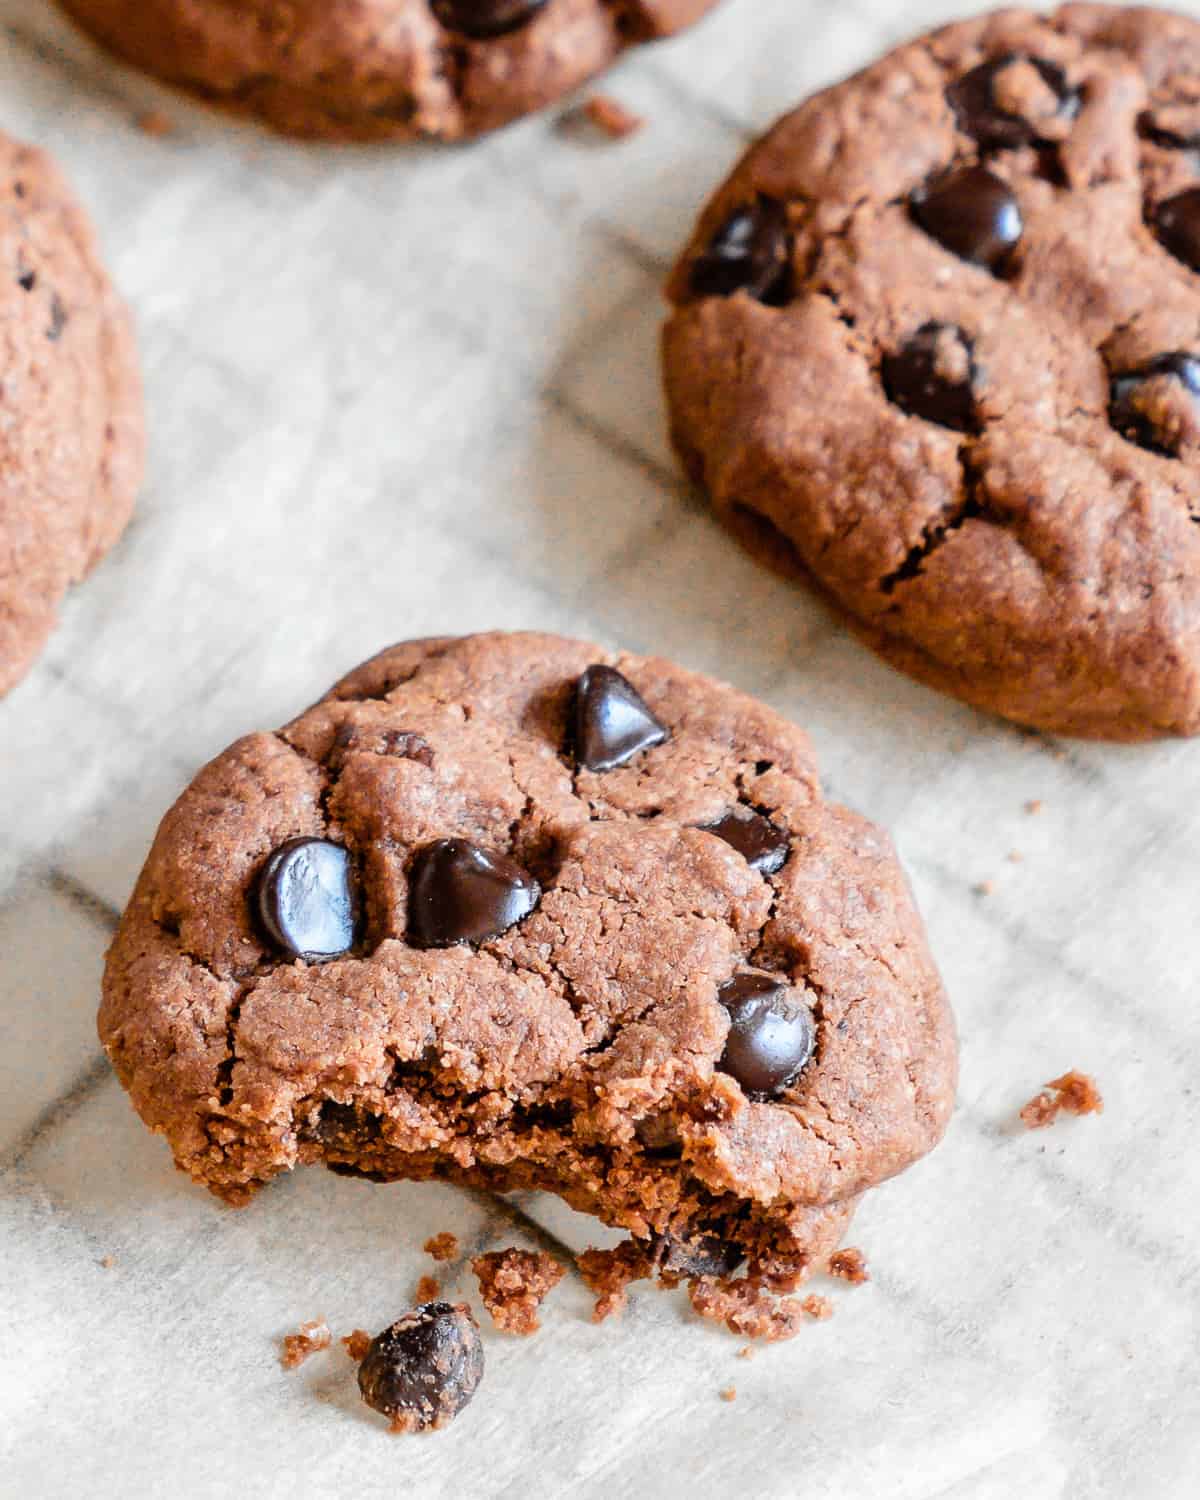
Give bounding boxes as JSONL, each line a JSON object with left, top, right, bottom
{"left": 664, "top": 4, "right": 1200, "bottom": 740}
{"left": 0, "top": 129, "right": 142, "bottom": 697}
{"left": 100, "top": 632, "right": 955, "bottom": 1286}
{"left": 57, "top": 0, "right": 719, "bottom": 142}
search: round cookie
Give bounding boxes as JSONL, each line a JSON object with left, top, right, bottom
{"left": 57, "top": 0, "right": 720, "bottom": 143}
{"left": 101, "top": 632, "right": 956, "bottom": 1293}
{"left": 0, "top": 131, "right": 142, "bottom": 697}
{"left": 664, "top": 4, "right": 1200, "bottom": 740}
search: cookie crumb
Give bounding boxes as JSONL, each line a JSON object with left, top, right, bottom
{"left": 1020, "top": 1071, "right": 1104, "bottom": 1129}
{"left": 342, "top": 1329, "right": 372, "bottom": 1362}
{"left": 472, "top": 1248, "right": 565, "bottom": 1335}
{"left": 802, "top": 1295, "right": 833, "bottom": 1321}
{"left": 719, "top": 1386, "right": 738, "bottom": 1402}
{"left": 829, "top": 1248, "right": 870, "bottom": 1285}
{"left": 1024, "top": 799, "right": 1043, "bottom": 815}
{"left": 1007, "top": 850, "right": 1024, "bottom": 863}
{"left": 974, "top": 879, "right": 995, "bottom": 897}
{"left": 280, "top": 1318, "right": 331, "bottom": 1369}
{"left": 99, "top": 1255, "right": 115, "bottom": 1270}
{"left": 689, "top": 1280, "right": 807, "bottom": 1343}
{"left": 424, "top": 1232, "right": 458, "bottom": 1263}
{"left": 415, "top": 1275, "right": 441, "bottom": 1303}
{"left": 136, "top": 109, "right": 173, "bottom": 137}
{"left": 582, "top": 94, "right": 644, "bottom": 139}
{"left": 737, "top": 1345, "right": 756, "bottom": 1360}
{"left": 577, "top": 1241, "right": 656, "bottom": 1322}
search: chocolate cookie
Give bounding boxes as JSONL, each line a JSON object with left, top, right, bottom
{"left": 0, "top": 130, "right": 142, "bottom": 698}
{"left": 100, "top": 632, "right": 955, "bottom": 1292}
{"left": 664, "top": 4, "right": 1200, "bottom": 740}
{"left": 58, "top": 0, "right": 719, "bottom": 143}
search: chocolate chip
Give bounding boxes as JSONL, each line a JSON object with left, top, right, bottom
{"left": 947, "top": 53, "right": 1078, "bottom": 149}
{"left": 255, "top": 837, "right": 358, "bottom": 961}
{"left": 1109, "top": 352, "right": 1200, "bottom": 456}
{"left": 882, "top": 322, "right": 979, "bottom": 432}
{"left": 911, "top": 165, "right": 1023, "bottom": 272}
{"left": 571, "top": 664, "right": 670, "bottom": 773}
{"left": 408, "top": 838, "right": 540, "bottom": 948}
{"left": 1137, "top": 110, "right": 1200, "bottom": 151}
{"left": 658, "top": 1233, "right": 745, "bottom": 1280}
{"left": 357, "top": 1303, "right": 484, "bottom": 1433}
{"left": 1153, "top": 187, "right": 1200, "bottom": 273}
{"left": 430, "top": 0, "right": 548, "bottom": 38}
{"left": 699, "top": 806, "right": 790, "bottom": 876}
{"left": 717, "top": 972, "right": 815, "bottom": 1098}
{"left": 46, "top": 292, "right": 67, "bottom": 342}
{"left": 689, "top": 196, "right": 792, "bottom": 303}
{"left": 16, "top": 266, "right": 35, "bottom": 292}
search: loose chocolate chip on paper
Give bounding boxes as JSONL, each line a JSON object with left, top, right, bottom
{"left": 408, "top": 838, "right": 541, "bottom": 948}
{"left": 357, "top": 1303, "right": 484, "bottom": 1433}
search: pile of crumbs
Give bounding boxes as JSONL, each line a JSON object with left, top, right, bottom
{"left": 1021, "top": 1071, "right": 1104, "bottom": 1129}
{"left": 472, "top": 1248, "right": 566, "bottom": 1335}
{"left": 688, "top": 1280, "right": 835, "bottom": 1342}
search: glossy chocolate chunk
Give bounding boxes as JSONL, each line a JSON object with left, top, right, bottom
{"left": 408, "top": 838, "right": 540, "bottom": 948}
{"left": 430, "top": 0, "right": 548, "bottom": 39}
{"left": 1154, "top": 187, "right": 1200, "bottom": 273}
{"left": 1109, "top": 352, "right": 1200, "bottom": 456}
{"left": 911, "top": 165, "right": 1023, "bottom": 272}
{"left": 572, "top": 664, "right": 670, "bottom": 773}
{"left": 357, "top": 1303, "right": 484, "bottom": 1433}
{"left": 717, "top": 972, "right": 815, "bottom": 1098}
{"left": 700, "top": 806, "right": 790, "bottom": 876}
{"left": 882, "top": 322, "right": 979, "bottom": 432}
{"left": 689, "top": 196, "right": 792, "bottom": 303}
{"left": 255, "top": 837, "right": 358, "bottom": 961}
{"left": 947, "top": 53, "right": 1078, "bottom": 149}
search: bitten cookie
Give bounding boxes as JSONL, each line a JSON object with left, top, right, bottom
{"left": 665, "top": 4, "right": 1200, "bottom": 740}
{"left": 101, "top": 632, "right": 956, "bottom": 1299}
{"left": 57, "top": 0, "right": 719, "bottom": 142}
{"left": 0, "top": 131, "right": 142, "bottom": 697}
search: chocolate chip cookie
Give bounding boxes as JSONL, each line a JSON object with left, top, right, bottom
{"left": 664, "top": 4, "right": 1200, "bottom": 740}
{"left": 0, "top": 130, "right": 142, "bottom": 698}
{"left": 58, "top": 0, "right": 719, "bottom": 142}
{"left": 100, "top": 632, "right": 955, "bottom": 1295}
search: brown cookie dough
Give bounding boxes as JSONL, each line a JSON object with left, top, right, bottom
{"left": 664, "top": 4, "right": 1200, "bottom": 740}
{"left": 0, "top": 130, "right": 142, "bottom": 697}
{"left": 57, "top": 0, "right": 719, "bottom": 143}
{"left": 100, "top": 632, "right": 956, "bottom": 1290}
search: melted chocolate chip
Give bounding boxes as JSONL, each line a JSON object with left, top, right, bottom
{"left": 1109, "top": 352, "right": 1200, "bottom": 456}
{"left": 1153, "top": 187, "right": 1200, "bottom": 273}
{"left": 357, "top": 1303, "right": 484, "bottom": 1432}
{"left": 255, "top": 838, "right": 358, "bottom": 961}
{"left": 571, "top": 664, "right": 669, "bottom": 773}
{"left": 689, "top": 196, "right": 792, "bottom": 303}
{"left": 717, "top": 972, "right": 815, "bottom": 1098}
{"left": 882, "top": 322, "right": 979, "bottom": 432}
{"left": 658, "top": 1233, "right": 746, "bottom": 1280}
{"left": 911, "top": 165, "right": 1023, "bottom": 272}
{"left": 430, "top": 0, "right": 548, "bottom": 39}
{"left": 408, "top": 838, "right": 540, "bottom": 948}
{"left": 947, "top": 53, "right": 1078, "bottom": 149}
{"left": 700, "top": 806, "right": 790, "bottom": 876}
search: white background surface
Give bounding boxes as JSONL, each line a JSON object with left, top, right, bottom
{"left": 1, "top": 1, "right": 1198, "bottom": 1495}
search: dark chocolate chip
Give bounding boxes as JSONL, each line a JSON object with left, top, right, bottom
{"left": 571, "top": 664, "right": 670, "bottom": 773}
{"left": 882, "top": 322, "right": 979, "bottom": 432}
{"left": 947, "top": 53, "right": 1078, "bottom": 149}
{"left": 1153, "top": 187, "right": 1200, "bottom": 273}
{"left": 699, "top": 806, "right": 790, "bottom": 876}
{"left": 357, "top": 1303, "right": 484, "bottom": 1433}
{"left": 408, "top": 838, "right": 540, "bottom": 948}
{"left": 1137, "top": 110, "right": 1200, "bottom": 151}
{"left": 689, "top": 196, "right": 792, "bottom": 303}
{"left": 255, "top": 837, "right": 358, "bottom": 961}
{"left": 16, "top": 267, "right": 35, "bottom": 292}
{"left": 1109, "top": 352, "right": 1200, "bottom": 457}
{"left": 911, "top": 165, "right": 1023, "bottom": 272}
{"left": 430, "top": 0, "right": 548, "bottom": 38}
{"left": 717, "top": 971, "right": 815, "bottom": 1098}
{"left": 658, "top": 1233, "right": 746, "bottom": 1280}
